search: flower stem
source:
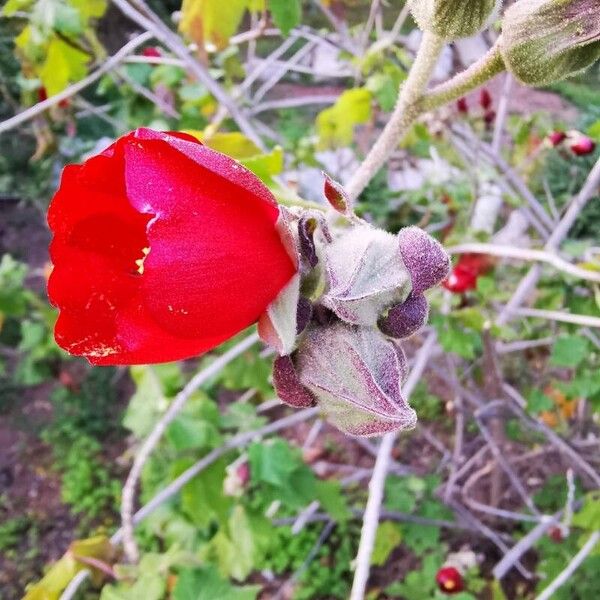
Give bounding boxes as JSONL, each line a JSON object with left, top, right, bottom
{"left": 345, "top": 31, "right": 445, "bottom": 201}
{"left": 345, "top": 37, "right": 506, "bottom": 202}
{"left": 421, "top": 41, "right": 505, "bottom": 111}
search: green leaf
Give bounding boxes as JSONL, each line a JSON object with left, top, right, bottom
{"left": 550, "top": 336, "right": 589, "bottom": 368}
{"left": 572, "top": 492, "right": 600, "bottom": 531}
{"left": 100, "top": 574, "right": 166, "bottom": 600}
{"left": 179, "top": 0, "right": 249, "bottom": 49}
{"left": 248, "top": 439, "right": 300, "bottom": 488}
{"left": 268, "top": 0, "right": 301, "bottom": 35}
{"left": 179, "top": 457, "right": 232, "bottom": 528}
{"left": 371, "top": 521, "right": 402, "bottom": 566}
{"left": 39, "top": 37, "right": 88, "bottom": 96}
{"left": 69, "top": 0, "right": 107, "bottom": 20}
{"left": 526, "top": 389, "right": 554, "bottom": 414}
{"left": 174, "top": 566, "right": 259, "bottom": 600}
{"left": 123, "top": 367, "right": 166, "bottom": 438}
{"left": 316, "top": 88, "right": 372, "bottom": 148}
{"left": 315, "top": 480, "right": 351, "bottom": 522}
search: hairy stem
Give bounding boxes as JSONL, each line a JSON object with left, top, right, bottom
{"left": 345, "top": 31, "right": 445, "bottom": 201}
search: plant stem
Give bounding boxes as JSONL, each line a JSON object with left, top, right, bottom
{"left": 420, "top": 42, "right": 505, "bottom": 111}
{"left": 345, "top": 31, "right": 446, "bottom": 201}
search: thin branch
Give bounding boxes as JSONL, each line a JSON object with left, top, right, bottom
{"left": 535, "top": 531, "right": 600, "bottom": 600}
{"left": 505, "top": 307, "right": 600, "bottom": 328}
{"left": 446, "top": 243, "right": 600, "bottom": 283}
{"left": 0, "top": 32, "right": 153, "bottom": 134}
{"left": 111, "top": 0, "right": 265, "bottom": 148}
{"left": 350, "top": 332, "right": 438, "bottom": 600}
{"left": 498, "top": 156, "right": 600, "bottom": 325}
{"left": 346, "top": 31, "right": 445, "bottom": 201}
{"left": 120, "top": 332, "right": 260, "bottom": 563}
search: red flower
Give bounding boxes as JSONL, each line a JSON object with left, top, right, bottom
{"left": 48, "top": 128, "right": 296, "bottom": 365}
{"left": 570, "top": 135, "right": 596, "bottom": 156}
{"left": 436, "top": 567, "right": 464, "bottom": 595}
{"left": 479, "top": 88, "right": 492, "bottom": 110}
{"left": 442, "top": 254, "right": 492, "bottom": 294}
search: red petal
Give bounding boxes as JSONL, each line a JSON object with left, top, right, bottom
{"left": 48, "top": 129, "right": 296, "bottom": 364}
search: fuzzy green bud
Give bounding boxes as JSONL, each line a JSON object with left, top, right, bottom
{"left": 500, "top": 0, "right": 600, "bottom": 86}
{"left": 408, "top": 0, "right": 500, "bottom": 40}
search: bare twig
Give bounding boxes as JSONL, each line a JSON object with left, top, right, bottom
{"left": 446, "top": 243, "right": 600, "bottom": 283}
{"left": 535, "top": 531, "right": 600, "bottom": 600}
{"left": 350, "top": 332, "right": 438, "bottom": 600}
{"left": 498, "top": 156, "right": 600, "bottom": 325}
{"left": 111, "top": 0, "right": 265, "bottom": 148}
{"left": 0, "top": 32, "right": 153, "bottom": 134}
{"left": 504, "top": 307, "right": 600, "bottom": 328}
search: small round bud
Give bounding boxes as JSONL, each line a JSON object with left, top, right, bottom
{"left": 500, "top": 0, "right": 600, "bottom": 86}
{"left": 408, "top": 0, "right": 500, "bottom": 40}
{"left": 456, "top": 97, "right": 469, "bottom": 114}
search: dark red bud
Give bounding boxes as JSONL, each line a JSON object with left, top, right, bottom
{"left": 273, "top": 355, "right": 317, "bottom": 408}
{"left": 379, "top": 293, "right": 428, "bottom": 339}
{"left": 38, "top": 87, "right": 48, "bottom": 103}
{"left": 570, "top": 136, "right": 596, "bottom": 156}
{"left": 142, "top": 46, "right": 162, "bottom": 58}
{"left": 456, "top": 97, "right": 468, "bottom": 114}
{"left": 436, "top": 566, "right": 464, "bottom": 595}
{"left": 323, "top": 173, "right": 350, "bottom": 214}
{"left": 479, "top": 88, "right": 492, "bottom": 110}
{"left": 548, "top": 131, "right": 567, "bottom": 146}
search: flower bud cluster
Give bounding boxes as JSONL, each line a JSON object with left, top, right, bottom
{"left": 261, "top": 177, "right": 450, "bottom": 437}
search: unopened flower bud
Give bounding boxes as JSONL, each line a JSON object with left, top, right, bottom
{"left": 408, "top": 0, "right": 500, "bottom": 40}
{"left": 397, "top": 226, "right": 450, "bottom": 295}
{"left": 379, "top": 292, "right": 429, "bottom": 339}
{"left": 291, "top": 323, "right": 416, "bottom": 437}
{"left": 500, "top": 0, "right": 600, "bottom": 86}
{"left": 322, "top": 227, "right": 412, "bottom": 326}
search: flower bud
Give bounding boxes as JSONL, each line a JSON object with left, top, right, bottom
{"left": 570, "top": 133, "right": 596, "bottom": 155}
{"left": 500, "top": 0, "right": 600, "bottom": 86}
{"left": 292, "top": 323, "right": 416, "bottom": 437}
{"left": 378, "top": 292, "right": 429, "bottom": 339}
{"left": 408, "top": 0, "right": 500, "bottom": 40}
{"left": 397, "top": 227, "right": 450, "bottom": 295}
{"left": 322, "top": 227, "right": 412, "bottom": 327}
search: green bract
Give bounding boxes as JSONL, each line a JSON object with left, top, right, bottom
{"left": 500, "top": 0, "right": 600, "bottom": 86}
{"left": 408, "top": 0, "right": 500, "bottom": 40}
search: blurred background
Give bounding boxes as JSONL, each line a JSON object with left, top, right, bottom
{"left": 1, "top": 1, "right": 600, "bottom": 599}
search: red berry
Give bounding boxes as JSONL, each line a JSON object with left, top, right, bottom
{"left": 456, "top": 97, "right": 468, "bottom": 114}
{"left": 570, "top": 136, "right": 596, "bottom": 156}
{"left": 436, "top": 566, "right": 464, "bottom": 594}
{"left": 548, "top": 131, "right": 567, "bottom": 146}
{"left": 142, "top": 46, "right": 162, "bottom": 58}
{"left": 479, "top": 88, "right": 492, "bottom": 110}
